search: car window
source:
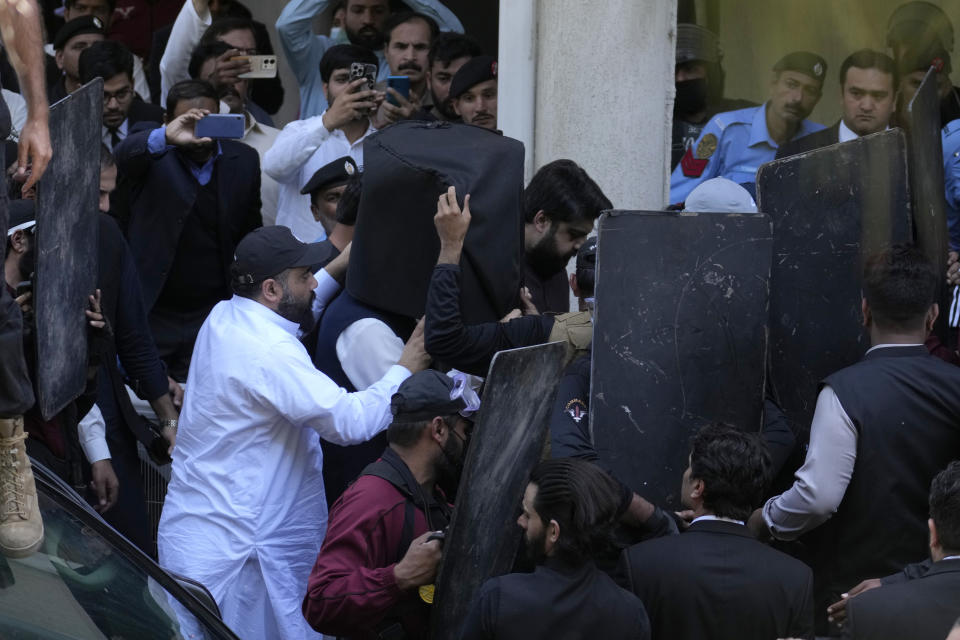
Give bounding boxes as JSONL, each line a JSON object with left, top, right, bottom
{"left": 0, "top": 488, "right": 228, "bottom": 639}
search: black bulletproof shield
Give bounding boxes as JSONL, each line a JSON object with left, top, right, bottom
{"left": 590, "top": 211, "right": 772, "bottom": 508}
{"left": 347, "top": 121, "right": 524, "bottom": 323}
{"left": 756, "top": 130, "right": 912, "bottom": 432}
{"left": 34, "top": 79, "right": 102, "bottom": 419}
{"left": 904, "top": 68, "right": 950, "bottom": 341}
{"left": 431, "top": 342, "right": 567, "bottom": 639}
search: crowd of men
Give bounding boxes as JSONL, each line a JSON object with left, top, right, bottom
{"left": 1, "top": 0, "right": 960, "bottom": 639}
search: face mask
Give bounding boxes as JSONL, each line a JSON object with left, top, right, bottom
{"left": 675, "top": 78, "right": 708, "bottom": 116}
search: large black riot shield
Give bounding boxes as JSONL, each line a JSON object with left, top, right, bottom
{"left": 904, "top": 68, "right": 950, "bottom": 341}
{"left": 756, "top": 129, "right": 912, "bottom": 433}
{"left": 431, "top": 342, "right": 567, "bottom": 639}
{"left": 347, "top": 121, "right": 525, "bottom": 324}
{"left": 34, "top": 79, "right": 102, "bottom": 419}
{"left": 589, "top": 211, "right": 773, "bottom": 508}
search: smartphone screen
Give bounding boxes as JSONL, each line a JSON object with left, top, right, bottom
{"left": 386, "top": 76, "right": 410, "bottom": 106}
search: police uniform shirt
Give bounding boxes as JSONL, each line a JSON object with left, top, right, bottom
{"left": 669, "top": 103, "right": 825, "bottom": 205}
{"left": 942, "top": 119, "right": 960, "bottom": 252}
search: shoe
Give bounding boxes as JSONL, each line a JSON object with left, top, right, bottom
{"left": 0, "top": 417, "right": 43, "bottom": 558}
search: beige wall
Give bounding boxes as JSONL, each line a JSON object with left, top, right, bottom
{"left": 716, "top": 0, "right": 958, "bottom": 126}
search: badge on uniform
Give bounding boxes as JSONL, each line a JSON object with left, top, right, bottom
{"left": 696, "top": 133, "right": 717, "bottom": 159}
{"left": 564, "top": 398, "right": 587, "bottom": 423}
{"left": 681, "top": 147, "right": 708, "bottom": 177}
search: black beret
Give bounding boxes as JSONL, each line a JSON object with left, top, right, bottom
{"left": 54, "top": 15, "right": 105, "bottom": 51}
{"left": 6, "top": 199, "right": 36, "bottom": 236}
{"left": 300, "top": 156, "right": 358, "bottom": 195}
{"left": 898, "top": 43, "right": 952, "bottom": 75}
{"left": 449, "top": 55, "right": 497, "bottom": 101}
{"left": 391, "top": 370, "right": 467, "bottom": 422}
{"left": 773, "top": 51, "right": 828, "bottom": 84}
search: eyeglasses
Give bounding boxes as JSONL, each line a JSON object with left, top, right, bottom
{"left": 104, "top": 87, "right": 133, "bottom": 104}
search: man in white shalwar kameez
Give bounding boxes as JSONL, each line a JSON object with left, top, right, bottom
{"left": 157, "top": 226, "right": 430, "bottom": 639}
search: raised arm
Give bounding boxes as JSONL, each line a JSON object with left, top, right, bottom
{"left": 404, "top": 0, "right": 463, "bottom": 32}
{"left": 276, "top": 0, "right": 335, "bottom": 86}
{"left": 159, "top": 0, "right": 212, "bottom": 106}
{"left": 0, "top": 0, "right": 51, "bottom": 193}
{"left": 425, "top": 186, "right": 553, "bottom": 375}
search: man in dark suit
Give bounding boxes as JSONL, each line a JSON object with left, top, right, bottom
{"left": 79, "top": 40, "right": 164, "bottom": 152}
{"left": 462, "top": 458, "right": 651, "bottom": 640}
{"left": 113, "top": 79, "right": 261, "bottom": 380}
{"left": 777, "top": 49, "right": 896, "bottom": 159}
{"left": 843, "top": 461, "right": 960, "bottom": 640}
{"left": 619, "top": 423, "right": 815, "bottom": 640}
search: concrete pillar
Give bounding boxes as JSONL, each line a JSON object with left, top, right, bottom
{"left": 499, "top": 0, "right": 677, "bottom": 209}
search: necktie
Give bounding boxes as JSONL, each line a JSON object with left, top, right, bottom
{"left": 110, "top": 129, "right": 121, "bottom": 150}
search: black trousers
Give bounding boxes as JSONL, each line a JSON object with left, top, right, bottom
{"left": 0, "top": 144, "right": 35, "bottom": 417}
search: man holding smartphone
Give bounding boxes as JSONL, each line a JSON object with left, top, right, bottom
{"left": 276, "top": 0, "right": 464, "bottom": 118}
{"left": 265, "top": 45, "right": 381, "bottom": 242}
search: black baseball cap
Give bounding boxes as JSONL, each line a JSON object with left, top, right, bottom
{"left": 232, "top": 226, "right": 329, "bottom": 284}
{"left": 449, "top": 55, "right": 497, "bottom": 100}
{"left": 6, "top": 199, "right": 36, "bottom": 236}
{"left": 391, "top": 370, "right": 478, "bottom": 422}
{"left": 300, "top": 156, "right": 358, "bottom": 195}
{"left": 773, "top": 51, "right": 828, "bottom": 86}
{"left": 54, "top": 15, "right": 105, "bottom": 51}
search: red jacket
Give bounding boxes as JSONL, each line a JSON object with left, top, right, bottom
{"left": 303, "top": 462, "right": 447, "bottom": 639}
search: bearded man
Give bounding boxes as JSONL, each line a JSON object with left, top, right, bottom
{"left": 157, "top": 225, "right": 431, "bottom": 640}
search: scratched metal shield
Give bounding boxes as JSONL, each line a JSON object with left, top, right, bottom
{"left": 904, "top": 69, "right": 949, "bottom": 341}
{"left": 34, "top": 79, "right": 102, "bottom": 419}
{"left": 756, "top": 129, "right": 912, "bottom": 435}
{"left": 589, "top": 211, "right": 772, "bottom": 508}
{"left": 431, "top": 342, "right": 567, "bottom": 639}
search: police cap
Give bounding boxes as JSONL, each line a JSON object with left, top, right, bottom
{"left": 300, "top": 156, "right": 358, "bottom": 195}
{"left": 773, "top": 51, "right": 828, "bottom": 85}
{"left": 53, "top": 16, "right": 105, "bottom": 51}
{"left": 898, "top": 42, "right": 952, "bottom": 75}
{"left": 449, "top": 55, "right": 497, "bottom": 101}
{"left": 887, "top": 1, "right": 954, "bottom": 52}
{"left": 676, "top": 23, "right": 721, "bottom": 65}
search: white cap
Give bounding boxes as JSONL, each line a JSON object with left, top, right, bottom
{"left": 683, "top": 177, "right": 758, "bottom": 213}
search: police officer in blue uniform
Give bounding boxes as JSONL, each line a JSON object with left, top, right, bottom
{"left": 669, "top": 51, "right": 828, "bottom": 205}
{"left": 943, "top": 119, "right": 960, "bottom": 254}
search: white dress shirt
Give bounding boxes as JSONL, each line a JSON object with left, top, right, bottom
{"left": 102, "top": 118, "right": 128, "bottom": 149}
{"left": 157, "top": 295, "right": 409, "bottom": 640}
{"left": 1, "top": 89, "right": 26, "bottom": 140}
{"left": 263, "top": 113, "right": 375, "bottom": 241}
{"left": 77, "top": 404, "right": 111, "bottom": 463}
{"left": 838, "top": 119, "right": 859, "bottom": 143}
{"left": 226, "top": 105, "right": 281, "bottom": 226}
{"left": 336, "top": 318, "right": 405, "bottom": 390}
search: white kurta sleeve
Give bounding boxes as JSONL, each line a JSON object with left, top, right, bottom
{"left": 159, "top": 0, "right": 212, "bottom": 106}
{"left": 262, "top": 115, "right": 333, "bottom": 185}
{"left": 336, "top": 318, "right": 406, "bottom": 390}
{"left": 255, "top": 341, "right": 411, "bottom": 445}
{"left": 78, "top": 404, "right": 111, "bottom": 463}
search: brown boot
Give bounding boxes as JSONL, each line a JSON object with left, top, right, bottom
{"left": 0, "top": 417, "right": 43, "bottom": 558}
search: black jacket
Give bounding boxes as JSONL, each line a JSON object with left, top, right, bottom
{"left": 461, "top": 558, "right": 650, "bottom": 640}
{"left": 844, "top": 558, "right": 960, "bottom": 640}
{"left": 112, "top": 128, "right": 262, "bottom": 310}
{"left": 618, "top": 519, "right": 815, "bottom": 640}
{"left": 776, "top": 122, "right": 841, "bottom": 159}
